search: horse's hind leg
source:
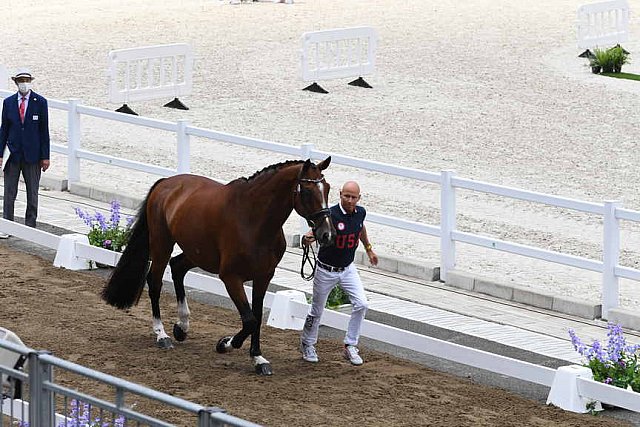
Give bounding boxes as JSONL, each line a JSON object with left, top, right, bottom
{"left": 148, "top": 249, "right": 173, "bottom": 349}
{"left": 170, "top": 253, "right": 194, "bottom": 342}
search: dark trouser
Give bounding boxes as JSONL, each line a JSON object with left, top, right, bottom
{"left": 3, "top": 161, "right": 41, "bottom": 228}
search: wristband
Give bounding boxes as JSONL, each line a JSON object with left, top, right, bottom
{"left": 365, "top": 243, "right": 373, "bottom": 251}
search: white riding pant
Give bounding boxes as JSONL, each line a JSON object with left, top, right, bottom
{"left": 300, "top": 263, "right": 368, "bottom": 347}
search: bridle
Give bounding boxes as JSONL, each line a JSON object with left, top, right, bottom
{"left": 294, "top": 172, "right": 332, "bottom": 281}
{"left": 294, "top": 176, "right": 331, "bottom": 230}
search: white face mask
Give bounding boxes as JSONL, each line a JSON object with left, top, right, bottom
{"left": 17, "top": 82, "right": 31, "bottom": 94}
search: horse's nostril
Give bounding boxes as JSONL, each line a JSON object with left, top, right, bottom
{"left": 323, "top": 232, "right": 336, "bottom": 246}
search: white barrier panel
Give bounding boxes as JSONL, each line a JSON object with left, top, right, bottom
{"left": 107, "top": 43, "right": 194, "bottom": 104}
{"left": 546, "top": 365, "right": 601, "bottom": 413}
{"left": 577, "top": 0, "right": 629, "bottom": 49}
{"left": 301, "top": 26, "right": 377, "bottom": 82}
{"left": 267, "top": 290, "right": 307, "bottom": 330}
{"left": 0, "top": 65, "right": 7, "bottom": 90}
{"left": 53, "top": 234, "right": 92, "bottom": 270}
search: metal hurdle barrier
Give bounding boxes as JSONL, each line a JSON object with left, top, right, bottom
{"left": 107, "top": 43, "right": 194, "bottom": 115}
{"left": 577, "top": 0, "right": 630, "bottom": 56}
{"left": 0, "top": 338, "right": 260, "bottom": 426}
{"left": 300, "top": 26, "right": 377, "bottom": 93}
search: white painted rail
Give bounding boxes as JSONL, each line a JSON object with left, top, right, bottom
{"left": 577, "top": 377, "right": 640, "bottom": 411}
{"left": 300, "top": 26, "right": 377, "bottom": 82}
{"left": 107, "top": 43, "right": 194, "bottom": 104}
{"left": 577, "top": 0, "right": 630, "bottom": 49}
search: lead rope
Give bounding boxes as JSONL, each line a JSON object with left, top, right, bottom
{"left": 300, "top": 241, "right": 317, "bottom": 281}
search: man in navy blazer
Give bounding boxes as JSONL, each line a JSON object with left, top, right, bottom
{"left": 0, "top": 68, "right": 50, "bottom": 234}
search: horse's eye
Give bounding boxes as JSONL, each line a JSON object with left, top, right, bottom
{"left": 300, "top": 188, "right": 312, "bottom": 203}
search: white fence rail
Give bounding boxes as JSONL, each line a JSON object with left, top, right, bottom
{"left": 300, "top": 26, "right": 377, "bottom": 82}
{"left": 107, "top": 43, "right": 194, "bottom": 104}
{"left": 0, "top": 91, "right": 639, "bottom": 320}
{"left": 577, "top": 0, "right": 630, "bottom": 49}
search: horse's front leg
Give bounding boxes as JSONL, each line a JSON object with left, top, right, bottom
{"left": 249, "top": 277, "right": 272, "bottom": 375}
{"left": 215, "top": 274, "right": 258, "bottom": 355}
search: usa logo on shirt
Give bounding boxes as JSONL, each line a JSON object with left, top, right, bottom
{"left": 337, "top": 222, "right": 345, "bottom": 231}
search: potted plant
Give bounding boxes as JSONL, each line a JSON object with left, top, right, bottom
{"left": 74, "top": 200, "right": 134, "bottom": 267}
{"left": 609, "top": 45, "right": 629, "bottom": 73}
{"left": 18, "top": 399, "right": 126, "bottom": 426}
{"left": 568, "top": 323, "right": 640, "bottom": 393}
{"left": 589, "top": 46, "right": 629, "bottom": 74}
{"left": 326, "top": 285, "right": 351, "bottom": 311}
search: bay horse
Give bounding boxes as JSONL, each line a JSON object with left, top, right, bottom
{"left": 101, "top": 158, "right": 335, "bottom": 375}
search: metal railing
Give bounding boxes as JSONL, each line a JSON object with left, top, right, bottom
{"left": 0, "top": 339, "right": 260, "bottom": 427}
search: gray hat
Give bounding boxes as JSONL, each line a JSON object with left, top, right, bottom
{"left": 11, "top": 68, "right": 34, "bottom": 81}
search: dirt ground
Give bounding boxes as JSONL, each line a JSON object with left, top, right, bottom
{"left": 0, "top": 243, "right": 632, "bottom": 427}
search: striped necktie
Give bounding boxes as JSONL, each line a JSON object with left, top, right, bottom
{"left": 19, "top": 96, "right": 26, "bottom": 123}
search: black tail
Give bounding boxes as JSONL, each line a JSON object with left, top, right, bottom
{"left": 101, "top": 180, "right": 163, "bottom": 309}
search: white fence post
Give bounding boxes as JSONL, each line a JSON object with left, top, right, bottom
{"left": 602, "top": 200, "right": 621, "bottom": 319}
{"left": 176, "top": 119, "right": 190, "bottom": 174}
{"left": 67, "top": 99, "right": 81, "bottom": 184}
{"left": 440, "top": 170, "right": 456, "bottom": 282}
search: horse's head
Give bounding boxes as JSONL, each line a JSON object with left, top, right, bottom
{"left": 294, "top": 157, "right": 336, "bottom": 247}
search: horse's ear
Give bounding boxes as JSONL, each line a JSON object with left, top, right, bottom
{"left": 317, "top": 156, "right": 331, "bottom": 171}
{"left": 302, "top": 159, "right": 312, "bottom": 174}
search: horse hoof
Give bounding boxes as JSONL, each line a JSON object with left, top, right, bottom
{"left": 156, "top": 337, "right": 174, "bottom": 349}
{"left": 216, "top": 336, "right": 232, "bottom": 353}
{"left": 173, "top": 323, "right": 187, "bottom": 342}
{"left": 255, "top": 363, "right": 273, "bottom": 376}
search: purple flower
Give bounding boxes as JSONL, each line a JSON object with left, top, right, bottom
{"left": 19, "top": 399, "right": 126, "bottom": 426}
{"left": 607, "top": 323, "right": 626, "bottom": 362}
{"left": 103, "top": 240, "right": 112, "bottom": 248}
{"left": 74, "top": 207, "right": 93, "bottom": 227}
{"left": 94, "top": 211, "right": 108, "bottom": 232}
{"left": 568, "top": 329, "right": 588, "bottom": 356}
{"left": 587, "top": 340, "right": 608, "bottom": 363}
{"left": 109, "top": 200, "right": 121, "bottom": 227}
{"left": 605, "top": 377, "right": 613, "bottom": 384}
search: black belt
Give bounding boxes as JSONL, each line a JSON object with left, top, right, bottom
{"left": 317, "top": 261, "right": 345, "bottom": 272}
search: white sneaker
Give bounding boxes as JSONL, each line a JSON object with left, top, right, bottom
{"left": 0, "top": 232, "right": 10, "bottom": 239}
{"left": 300, "top": 343, "right": 319, "bottom": 363}
{"left": 344, "top": 345, "right": 363, "bottom": 365}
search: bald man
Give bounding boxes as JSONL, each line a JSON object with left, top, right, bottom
{"left": 300, "top": 181, "right": 378, "bottom": 365}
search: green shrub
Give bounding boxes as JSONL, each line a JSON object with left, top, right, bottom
{"left": 326, "top": 285, "right": 350, "bottom": 309}
{"left": 590, "top": 46, "right": 629, "bottom": 74}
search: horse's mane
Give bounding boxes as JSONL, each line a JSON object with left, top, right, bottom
{"left": 229, "top": 160, "right": 305, "bottom": 185}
